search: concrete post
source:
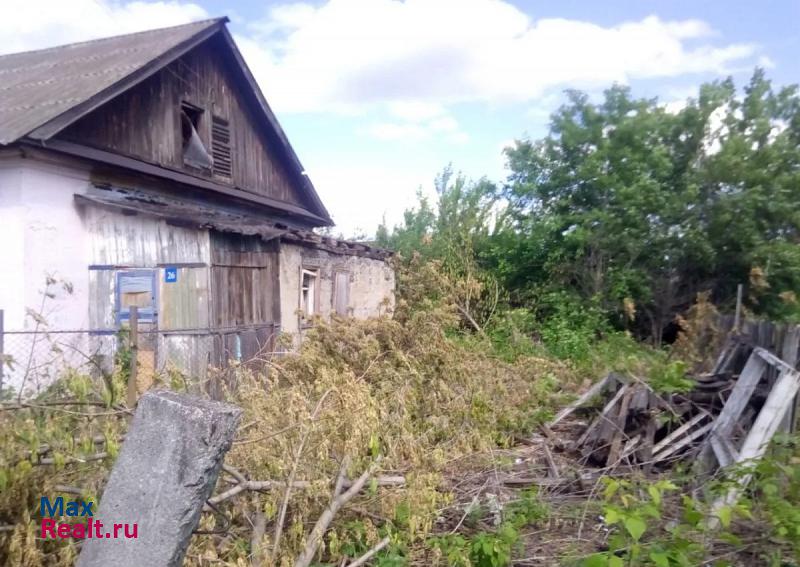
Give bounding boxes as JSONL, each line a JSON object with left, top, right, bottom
{"left": 77, "top": 390, "right": 242, "bottom": 567}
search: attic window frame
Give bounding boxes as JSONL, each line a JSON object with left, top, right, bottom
{"left": 180, "top": 101, "right": 213, "bottom": 171}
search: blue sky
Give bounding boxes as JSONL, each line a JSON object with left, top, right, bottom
{"left": 2, "top": 0, "right": 798, "bottom": 235}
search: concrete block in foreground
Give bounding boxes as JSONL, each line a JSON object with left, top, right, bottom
{"left": 77, "top": 390, "right": 242, "bottom": 567}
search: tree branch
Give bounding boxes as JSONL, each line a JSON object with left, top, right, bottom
{"left": 271, "top": 389, "right": 333, "bottom": 561}
{"left": 346, "top": 536, "right": 391, "bottom": 567}
{"left": 294, "top": 457, "right": 382, "bottom": 567}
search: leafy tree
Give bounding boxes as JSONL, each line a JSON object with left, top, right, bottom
{"left": 381, "top": 69, "right": 800, "bottom": 344}
{"left": 377, "top": 167, "right": 503, "bottom": 331}
{"left": 501, "top": 70, "right": 800, "bottom": 341}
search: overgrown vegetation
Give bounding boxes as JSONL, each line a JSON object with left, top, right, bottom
{"left": 0, "top": 259, "right": 573, "bottom": 565}
{"left": 378, "top": 69, "right": 800, "bottom": 345}
{"left": 2, "top": 68, "right": 800, "bottom": 566}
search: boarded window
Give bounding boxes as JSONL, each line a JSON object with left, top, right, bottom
{"left": 333, "top": 271, "right": 350, "bottom": 316}
{"left": 116, "top": 270, "right": 157, "bottom": 325}
{"left": 181, "top": 102, "right": 213, "bottom": 170}
{"left": 300, "top": 269, "right": 318, "bottom": 316}
{"left": 211, "top": 115, "right": 232, "bottom": 179}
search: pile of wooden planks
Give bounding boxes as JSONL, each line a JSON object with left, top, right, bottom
{"left": 550, "top": 340, "right": 800, "bottom": 475}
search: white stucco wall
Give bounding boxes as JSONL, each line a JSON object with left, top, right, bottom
{"left": 0, "top": 158, "right": 91, "bottom": 332}
{"left": 278, "top": 242, "right": 395, "bottom": 337}
{"left": 0, "top": 163, "right": 25, "bottom": 332}
{"left": 0, "top": 157, "right": 94, "bottom": 394}
{"left": 0, "top": 156, "right": 215, "bottom": 393}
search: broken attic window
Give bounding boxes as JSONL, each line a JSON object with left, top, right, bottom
{"left": 301, "top": 268, "right": 318, "bottom": 316}
{"left": 181, "top": 102, "right": 213, "bottom": 170}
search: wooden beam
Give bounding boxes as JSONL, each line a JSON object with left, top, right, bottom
{"left": 549, "top": 372, "right": 618, "bottom": 427}
{"left": 606, "top": 388, "right": 634, "bottom": 466}
{"left": 27, "top": 140, "right": 329, "bottom": 225}
{"left": 652, "top": 412, "right": 710, "bottom": 455}
{"left": 709, "top": 367, "right": 800, "bottom": 527}
{"left": 754, "top": 347, "right": 796, "bottom": 372}
{"left": 696, "top": 350, "right": 767, "bottom": 472}
{"left": 574, "top": 383, "right": 629, "bottom": 448}
{"left": 709, "top": 435, "right": 739, "bottom": 468}
{"left": 652, "top": 422, "right": 713, "bottom": 462}
{"left": 126, "top": 307, "right": 139, "bottom": 409}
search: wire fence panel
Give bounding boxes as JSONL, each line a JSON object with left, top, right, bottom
{"left": 0, "top": 322, "right": 281, "bottom": 399}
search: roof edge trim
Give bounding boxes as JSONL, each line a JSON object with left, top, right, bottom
{"left": 26, "top": 138, "right": 332, "bottom": 225}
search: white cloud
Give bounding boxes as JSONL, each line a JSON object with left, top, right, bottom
{"left": 757, "top": 55, "right": 776, "bottom": 69}
{"left": 387, "top": 101, "right": 447, "bottom": 122}
{"left": 364, "top": 111, "right": 468, "bottom": 143}
{"left": 307, "top": 164, "right": 432, "bottom": 236}
{"left": 0, "top": 0, "right": 208, "bottom": 55}
{"left": 238, "top": 0, "right": 760, "bottom": 114}
{"left": 663, "top": 99, "right": 689, "bottom": 114}
{"left": 365, "top": 121, "right": 429, "bottom": 141}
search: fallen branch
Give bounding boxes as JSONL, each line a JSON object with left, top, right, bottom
{"left": 1, "top": 400, "right": 128, "bottom": 416}
{"left": 204, "top": 475, "right": 405, "bottom": 510}
{"left": 294, "top": 457, "right": 382, "bottom": 567}
{"left": 206, "top": 480, "right": 312, "bottom": 508}
{"left": 53, "top": 485, "right": 89, "bottom": 496}
{"left": 272, "top": 389, "right": 333, "bottom": 560}
{"left": 346, "top": 536, "right": 391, "bottom": 567}
{"left": 36, "top": 452, "right": 108, "bottom": 466}
{"left": 250, "top": 509, "right": 267, "bottom": 567}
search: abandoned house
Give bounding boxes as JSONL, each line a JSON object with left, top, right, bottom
{"left": 0, "top": 18, "right": 395, "bottom": 393}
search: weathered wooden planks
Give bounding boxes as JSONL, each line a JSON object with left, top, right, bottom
{"left": 60, "top": 37, "right": 312, "bottom": 211}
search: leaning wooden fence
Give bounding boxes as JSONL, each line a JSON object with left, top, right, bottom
{"left": 715, "top": 313, "right": 800, "bottom": 432}
{"left": 716, "top": 314, "right": 800, "bottom": 369}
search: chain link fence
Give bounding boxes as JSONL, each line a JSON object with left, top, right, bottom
{"left": 0, "top": 313, "right": 281, "bottom": 399}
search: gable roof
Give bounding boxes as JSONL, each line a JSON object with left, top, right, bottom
{"left": 0, "top": 18, "right": 225, "bottom": 144}
{"left": 0, "top": 18, "right": 333, "bottom": 225}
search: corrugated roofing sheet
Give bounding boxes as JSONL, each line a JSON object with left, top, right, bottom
{"left": 0, "top": 18, "right": 224, "bottom": 144}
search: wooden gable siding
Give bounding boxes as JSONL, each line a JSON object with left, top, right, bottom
{"left": 59, "top": 36, "right": 308, "bottom": 210}
{"left": 210, "top": 232, "right": 280, "bottom": 328}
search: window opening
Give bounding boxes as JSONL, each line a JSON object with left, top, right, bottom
{"left": 181, "top": 102, "right": 213, "bottom": 170}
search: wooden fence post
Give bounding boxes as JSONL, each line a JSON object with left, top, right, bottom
{"left": 778, "top": 324, "right": 800, "bottom": 433}
{"left": 126, "top": 306, "right": 139, "bottom": 408}
{"left": 0, "top": 309, "right": 4, "bottom": 395}
{"left": 733, "top": 283, "right": 743, "bottom": 332}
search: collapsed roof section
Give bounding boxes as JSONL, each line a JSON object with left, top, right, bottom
{"left": 76, "top": 185, "right": 392, "bottom": 261}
